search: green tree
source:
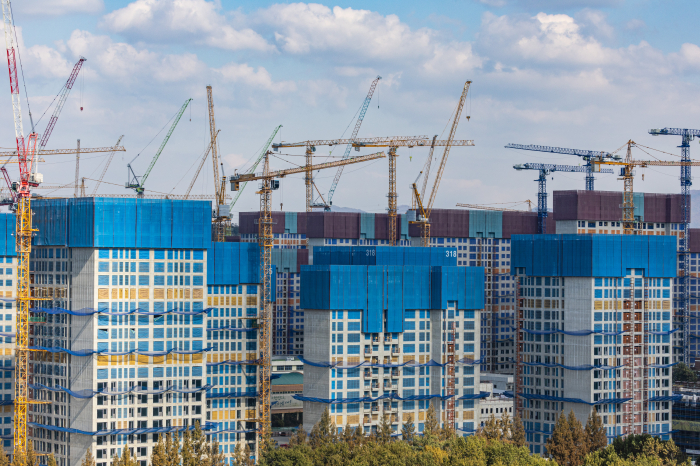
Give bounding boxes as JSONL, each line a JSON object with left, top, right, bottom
{"left": 165, "top": 434, "right": 180, "bottom": 466}
{"left": 547, "top": 411, "right": 575, "bottom": 466}
{"left": 151, "top": 436, "right": 167, "bottom": 466}
{"left": 569, "top": 410, "right": 588, "bottom": 463}
{"left": 479, "top": 414, "right": 502, "bottom": 440}
{"left": 47, "top": 454, "right": 57, "bottom": 466}
{"left": 82, "top": 448, "right": 96, "bottom": 466}
{"left": 113, "top": 446, "right": 139, "bottom": 466}
{"left": 308, "top": 408, "right": 336, "bottom": 448}
{"left": 499, "top": 411, "right": 513, "bottom": 440}
{"left": 288, "top": 427, "right": 307, "bottom": 447}
{"left": 231, "top": 443, "right": 254, "bottom": 466}
{"left": 673, "top": 362, "right": 698, "bottom": 383}
{"left": 512, "top": 414, "right": 527, "bottom": 447}
{"left": 423, "top": 404, "right": 440, "bottom": 440}
{"left": 585, "top": 409, "right": 607, "bottom": 454}
{"left": 401, "top": 414, "right": 416, "bottom": 443}
{"left": 205, "top": 438, "right": 226, "bottom": 466}
{"left": 377, "top": 413, "right": 393, "bottom": 444}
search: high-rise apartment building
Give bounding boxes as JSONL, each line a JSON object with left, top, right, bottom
{"left": 511, "top": 234, "right": 676, "bottom": 454}
{"left": 298, "top": 255, "right": 485, "bottom": 435}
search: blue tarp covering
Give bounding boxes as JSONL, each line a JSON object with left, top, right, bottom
{"left": 315, "top": 246, "right": 458, "bottom": 267}
{"left": 294, "top": 393, "right": 454, "bottom": 404}
{"left": 301, "top": 265, "right": 484, "bottom": 333}
{"left": 649, "top": 395, "right": 682, "bottom": 402}
{"left": 518, "top": 392, "right": 631, "bottom": 405}
{"left": 206, "top": 326, "right": 255, "bottom": 332}
{"left": 207, "top": 359, "right": 259, "bottom": 366}
{"left": 511, "top": 234, "right": 676, "bottom": 278}
{"left": 33, "top": 306, "right": 210, "bottom": 316}
{"left": 30, "top": 383, "right": 211, "bottom": 398}
{"left": 208, "top": 242, "right": 269, "bottom": 289}
{"left": 33, "top": 198, "right": 212, "bottom": 249}
{"left": 458, "top": 391, "right": 490, "bottom": 400}
{"left": 207, "top": 391, "right": 259, "bottom": 398}
{"left": 515, "top": 359, "right": 624, "bottom": 371}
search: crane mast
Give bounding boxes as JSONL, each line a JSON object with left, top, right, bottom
{"left": 91, "top": 135, "right": 124, "bottom": 196}
{"left": 321, "top": 76, "right": 381, "bottom": 210}
{"left": 208, "top": 86, "right": 229, "bottom": 241}
{"left": 1, "top": 0, "right": 39, "bottom": 461}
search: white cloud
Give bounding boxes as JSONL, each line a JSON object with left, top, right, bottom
{"left": 216, "top": 63, "right": 296, "bottom": 93}
{"left": 101, "top": 0, "right": 272, "bottom": 52}
{"left": 66, "top": 30, "right": 203, "bottom": 82}
{"left": 14, "top": 0, "right": 103, "bottom": 16}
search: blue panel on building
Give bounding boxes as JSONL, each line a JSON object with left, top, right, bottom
{"left": 285, "top": 212, "right": 297, "bottom": 234}
{"left": 365, "top": 266, "right": 384, "bottom": 333}
{"left": 385, "top": 266, "right": 403, "bottom": 332}
{"left": 511, "top": 234, "right": 676, "bottom": 278}
{"left": 360, "top": 213, "right": 375, "bottom": 240}
{"left": 468, "top": 210, "right": 503, "bottom": 239}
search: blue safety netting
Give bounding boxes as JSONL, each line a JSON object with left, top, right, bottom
{"left": 298, "top": 356, "right": 482, "bottom": 369}
{"left": 511, "top": 359, "right": 624, "bottom": 371}
{"left": 28, "top": 346, "right": 213, "bottom": 356}
{"left": 28, "top": 422, "right": 220, "bottom": 437}
{"left": 512, "top": 327, "right": 625, "bottom": 336}
{"left": 650, "top": 363, "right": 679, "bottom": 368}
{"left": 294, "top": 393, "right": 453, "bottom": 404}
{"left": 32, "top": 306, "right": 210, "bottom": 316}
{"left": 458, "top": 391, "right": 490, "bottom": 400}
{"left": 0, "top": 400, "right": 12, "bottom": 406}
{"left": 518, "top": 392, "right": 631, "bottom": 405}
{"left": 30, "top": 383, "right": 212, "bottom": 399}
{"left": 649, "top": 394, "right": 682, "bottom": 402}
{"left": 0, "top": 333, "right": 12, "bottom": 338}
{"left": 207, "top": 360, "right": 259, "bottom": 367}
{"left": 207, "top": 391, "right": 259, "bottom": 399}
{"left": 206, "top": 327, "right": 255, "bottom": 333}
{"left": 648, "top": 329, "right": 679, "bottom": 335}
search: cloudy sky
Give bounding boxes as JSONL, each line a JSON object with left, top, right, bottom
{"left": 2, "top": 0, "right": 700, "bottom": 217}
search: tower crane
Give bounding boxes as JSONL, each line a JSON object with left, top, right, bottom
{"left": 126, "top": 98, "right": 192, "bottom": 195}
{"left": 505, "top": 143, "right": 621, "bottom": 190}
{"left": 410, "top": 80, "right": 472, "bottom": 247}
{"left": 513, "top": 163, "right": 614, "bottom": 234}
{"left": 316, "top": 76, "right": 381, "bottom": 210}
{"left": 1, "top": 0, "right": 40, "bottom": 460}
{"left": 229, "top": 150, "right": 386, "bottom": 444}
{"left": 185, "top": 130, "right": 219, "bottom": 200}
{"left": 274, "top": 133, "right": 475, "bottom": 244}
{"left": 229, "top": 125, "right": 282, "bottom": 209}
{"left": 207, "top": 86, "right": 230, "bottom": 242}
{"left": 91, "top": 136, "right": 124, "bottom": 195}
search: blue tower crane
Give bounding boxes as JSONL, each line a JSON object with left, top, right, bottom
{"left": 514, "top": 163, "right": 614, "bottom": 234}
{"left": 649, "top": 127, "right": 700, "bottom": 365}
{"left": 506, "top": 144, "right": 621, "bottom": 190}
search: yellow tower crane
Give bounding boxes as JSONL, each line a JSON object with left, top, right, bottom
{"left": 207, "top": 86, "right": 230, "bottom": 242}
{"left": 229, "top": 150, "right": 386, "bottom": 445}
{"left": 410, "top": 80, "right": 472, "bottom": 247}
{"left": 590, "top": 140, "right": 700, "bottom": 235}
{"left": 273, "top": 135, "right": 474, "bottom": 245}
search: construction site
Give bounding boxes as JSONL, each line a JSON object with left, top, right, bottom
{"left": 0, "top": 1, "right": 698, "bottom": 466}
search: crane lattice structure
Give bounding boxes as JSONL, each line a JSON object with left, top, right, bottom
{"left": 207, "top": 86, "right": 230, "bottom": 242}
{"left": 513, "top": 163, "right": 614, "bottom": 234}
{"left": 315, "top": 76, "right": 381, "bottom": 210}
{"left": 229, "top": 126, "right": 282, "bottom": 209}
{"left": 1, "top": 0, "right": 40, "bottom": 460}
{"left": 411, "top": 80, "right": 472, "bottom": 247}
{"left": 229, "top": 151, "right": 386, "bottom": 444}
{"left": 92, "top": 136, "right": 125, "bottom": 195}
{"left": 274, "top": 132, "right": 474, "bottom": 244}
{"left": 126, "top": 99, "right": 192, "bottom": 195}
{"left": 505, "top": 143, "right": 620, "bottom": 190}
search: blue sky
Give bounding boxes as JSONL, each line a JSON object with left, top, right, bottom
{"left": 2, "top": 0, "right": 700, "bottom": 216}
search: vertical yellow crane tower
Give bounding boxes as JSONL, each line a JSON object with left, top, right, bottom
{"left": 230, "top": 151, "right": 386, "bottom": 443}
{"left": 207, "top": 86, "right": 229, "bottom": 242}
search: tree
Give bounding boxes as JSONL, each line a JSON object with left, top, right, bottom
{"left": 423, "top": 404, "right": 440, "bottom": 439}
{"left": 512, "top": 415, "right": 527, "bottom": 447}
{"left": 165, "top": 434, "right": 180, "bottom": 466}
{"left": 585, "top": 435, "right": 691, "bottom": 466}
{"left": 82, "top": 448, "right": 96, "bottom": 466}
{"left": 569, "top": 410, "right": 588, "bottom": 463}
{"left": 401, "top": 414, "right": 416, "bottom": 443}
{"left": 0, "top": 448, "right": 8, "bottom": 466}
{"left": 585, "top": 409, "right": 607, "bottom": 453}
{"left": 231, "top": 443, "right": 254, "bottom": 466}
{"left": 288, "top": 427, "right": 307, "bottom": 447}
{"left": 113, "top": 446, "right": 139, "bottom": 466}
{"left": 479, "top": 414, "right": 502, "bottom": 440}
{"left": 205, "top": 438, "right": 226, "bottom": 466}
{"left": 308, "top": 408, "right": 336, "bottom": 448}
{"left": 47, "top": 454, "right": 57, "bottom": 466}
{"left": 673, "top": 362, "right": 698, "bottom": 383}
{"left": 547, "top": 411, "right": 574, "bottom": 466}
{"left": 499, "top": 411, "right": 513, "bottom": 440}
{"left": 377, "top": 413, "right": 393, "bottom": 444}
{"left": 151, "top": 436, "right": 167, "bottom": 466}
